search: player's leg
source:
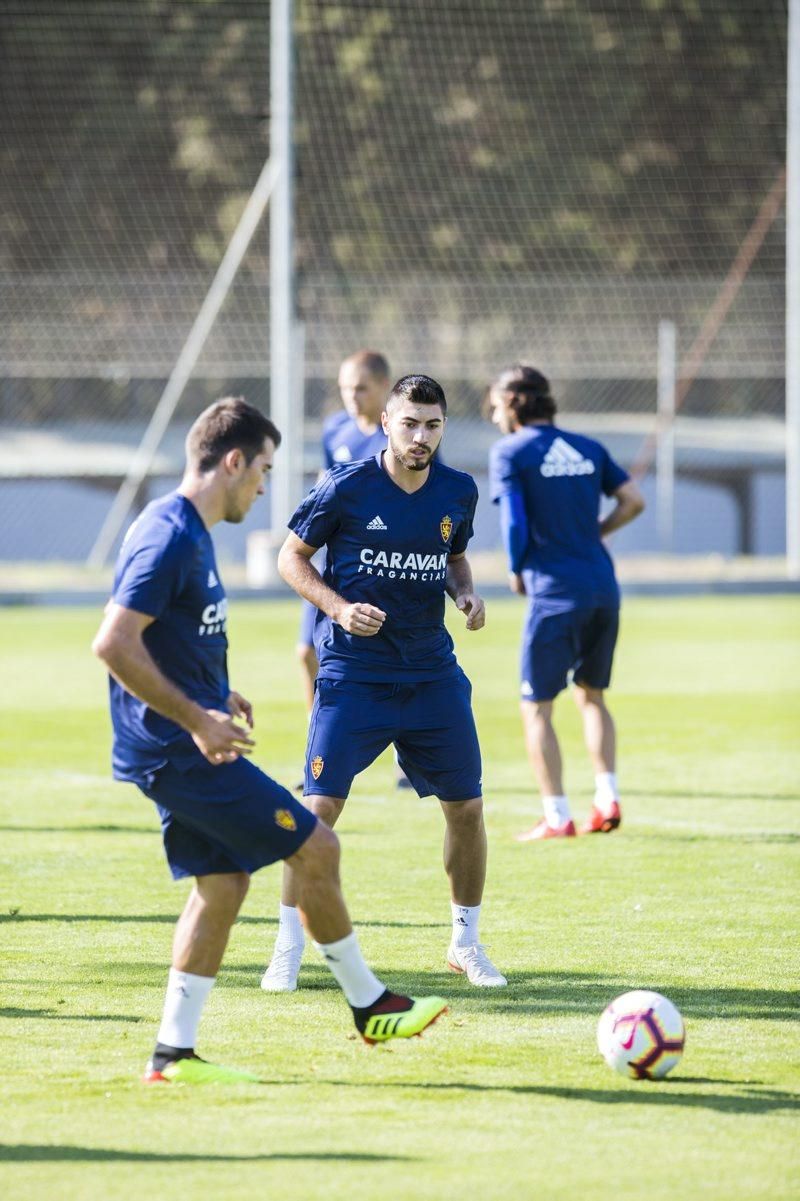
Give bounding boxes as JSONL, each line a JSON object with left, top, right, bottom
{"left": 296, "top": 638, "right": 318, "bottom": 714}
{"left": 146, "top": 870, "right": 260, "bottom": 1083}
{"left": 573, "top": 607, "right": 622, "bottom": 833}
{"left": 516, "top": 607, "right": 577, "bottom": 840}
{"left": 293, "top": 599, "right": 320, "bottom": 789}
{"left": 262, "top": 679, "right": 393, "bottom": 992}
{"left": 144, "top": 760, "right": 445, "bottom": 1077}
{"left": 440, "top": 797, "right": 486, "bottom": 907}
{"left": 263, "top": 792, "right": 346, "bottom": 991}
{"left": 285, "top": 819, "right": 447, "bottom": 1043}
{"left": 439, "top": 796, "right": 504, "bottom": 987}
{"left": 395, "top": 675, "right": 506, "bottom": 987}
{"left": 573, "top": 683, "right": 616, "bottom": 777}
{"left": 141, "top": 760, "right": 317, "bottom": 1083}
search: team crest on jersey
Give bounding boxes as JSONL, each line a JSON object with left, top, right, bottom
{"left": 310, "top": 755, "right": 324, "bottom": 780}
{"left": 274, "top": 809, "right": 297, "bottom": 831}
{"left": 440, "top": 514, "right": 453, "bottom": 542}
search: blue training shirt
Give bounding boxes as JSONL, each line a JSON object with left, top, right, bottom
{"left": 108, "top": 492, "right": 230, "bottom": 783}
{"left": 322, "top": 410, "right": 387, "bottom": 469}
{"left": 489, "top": 425, "right": 629, "bottom": 611}
{"left": 290, "top": 453, "right": 478, "bottom": 682}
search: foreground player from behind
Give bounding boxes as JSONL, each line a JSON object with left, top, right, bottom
{"left": 92, "top": 397, "right": 446, "bottom": 1084}
{"left": 487, "top": 366, "right": 645, "bottom": 839}
{"left": 261, "top": 374, "right": 506, "bottom": 992}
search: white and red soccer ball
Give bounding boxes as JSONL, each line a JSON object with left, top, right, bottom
{"left": 597, "top": 990, "right": 685, "bottom": 1080}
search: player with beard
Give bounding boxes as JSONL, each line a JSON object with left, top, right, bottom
{"left": 260, "top": 374, "right": 506, "bottom": 992}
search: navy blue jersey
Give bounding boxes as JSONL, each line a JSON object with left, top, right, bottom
{"left": 109, "top": 492, "right": 229, "bottom": 783}
{"left": 489, "top": 425, "right": 629, "bottom": 611}
{"left": 290, "top": 454, "right": 478, "bottom": 682}
{"left": 322, "top": 410, "right": 387, "bottom": 469}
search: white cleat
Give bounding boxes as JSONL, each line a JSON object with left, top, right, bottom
{"left": 260, "top": 944, "right": 303, "bottom": 993}
{"left": 446, "top": 942, "right": 507, "bottom": 988}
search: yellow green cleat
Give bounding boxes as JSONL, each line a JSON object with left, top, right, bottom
{"left": 143, "top": 1054, "right": 262, "bottom": 1085}
{"left": 356, "top": 993, "right": 448, "bottom": 1045}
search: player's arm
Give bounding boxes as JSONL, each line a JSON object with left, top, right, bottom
{"left": 498, "top": 491, "right": 529, "bottom": 596}
{"left": 446, "top": 553, "right": 485, "bottom": 631}
{"left": 599, "top": 479, "right": 646, "bottom": 537}
{"left": 92, "top": 603, "right": 255, "bottom": 764}
{"left": 278, "top": 532, "right": 386, "bottom": 637}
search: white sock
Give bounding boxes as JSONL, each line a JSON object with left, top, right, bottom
{"left": 275, "top": 902, "right": 305, "bottom": 950}
{"left": 313, "top": 931, "right": 384, "bottom": 1008}
{"left": 156, "top": 968, "right": 215, "bottom": 1050}
{"left": 542, "top": 795, "right": 571, "bottom": 828}
{"left": 451, "top": 902, "right": 481, "bottom": 948}
{"left": 594, "top": 773, "right": 619, "bottom": 813}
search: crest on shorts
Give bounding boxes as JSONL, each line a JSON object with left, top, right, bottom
{"left": 310, "top": 755, "right": 324, "bottom": 780}
{"left": 275, "top": 808, "right": 297, "bottom": 831}
{"left": 440, "top": 514, "right": 453, "bottom": 542}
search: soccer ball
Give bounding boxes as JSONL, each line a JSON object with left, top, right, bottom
{"left": 597, "top": 990, "right": 685, "bottom": 1080}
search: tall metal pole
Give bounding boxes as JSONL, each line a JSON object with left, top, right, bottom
{"left": 270, "top": 0, "right": 297, "bottom": 540}
{"left": 656, "top": 320, "right": 677, "bottom": 554}
{"left": 788, "top": 0, "right": 800, "bottom": 578}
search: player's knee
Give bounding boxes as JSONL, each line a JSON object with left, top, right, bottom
{"left": 301, "top": 820, "right": 341, "bottom": 879}
{"left": 197, "top": 870, "right": 249, "bottom": 913}
{"left": 444, "top": 796, "right": 484, "bottom": 830}
{"left": 313, "top": 797, "right": 345, "bottom": 826}
{"left": 524, "top": 698, "right": 554, "bottom": 722}
{"left": 575, "top": 682, "right": 605, "bottom": 708}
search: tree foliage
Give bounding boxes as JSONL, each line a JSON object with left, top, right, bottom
{"left": 0, "top": 0, "right": 787, "bottom": 277}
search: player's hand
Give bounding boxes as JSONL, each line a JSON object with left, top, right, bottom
{"left": 337, "top": 602, "right": 387, "bottom": 637}
{"left": 455, "top": 593, "right": 485, "bottom": 631}
{"left": 227, "top": 690, "right": 254, "bottom": 728}
{"left": 191, "top": 708, "right": 256, "bottom": 765}
{"left": 508, "top": 572, "right": 527, "bottom": 596}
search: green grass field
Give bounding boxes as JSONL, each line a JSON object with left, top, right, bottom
{"left": 1, "top": 595, "right": 798, "bottom": 1200}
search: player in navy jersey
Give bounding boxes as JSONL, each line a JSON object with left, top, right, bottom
{"left": 91, "top": 396, "right": 447, "bottom": 1084}
{"left": 487, "top": 365, "right": 645, "bottom": 840}
{"left": 260, "top": 374, "right": 506, "bottom": 992}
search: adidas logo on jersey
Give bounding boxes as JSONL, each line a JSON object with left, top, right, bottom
{"left": 540, "top": 437, "right": 595, "bottom": 478}
{"left": 366, "top": 514, "right": 388, "bottom": 530}
{"left": 207, "top": 569, "right": 219, "bottom": 587}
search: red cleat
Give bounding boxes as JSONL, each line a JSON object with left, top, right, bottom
{"left": 579, "top": 801, "right": 622, "bottom": 834}
{"left": 515, "top": 818, "right": 576, "bottom": 842}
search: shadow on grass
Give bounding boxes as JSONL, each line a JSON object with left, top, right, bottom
{"left": 2, "top": 945, "right": 795, "bottom": 1021}
{"left": 1, "top": 1007, "right": 144, "bottom": 1023}
{"left": 0, "top": 1144, "right": 415, "bottom": 1164}
{"left": 248, "top": 967, "right": 800, "bottom": 1021}
{"left": 0, "top": 825, "right": 158, "bottom": 835}
{"left": 0, "top": 912, "right": 448, "bottom": 931}
{"left": 631, "top": 789, "right": 800, "bottom": 803}
{"left": 330, "top": 1079, "right": 799, "bottom": 1115}
{"left": 646, "top": 831, "right": 800, "bottom": 845}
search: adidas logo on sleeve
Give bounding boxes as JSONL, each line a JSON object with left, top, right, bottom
{"left": 540, "top": 437, "right": 595, "bottom": 478}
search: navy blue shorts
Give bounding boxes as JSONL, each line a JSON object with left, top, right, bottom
{"left": 298, "top": 598, "right": 317, "bottom": 648}
{"left": 520, "top": 604, "right": 619, "bottom": 701}
{"left": 304, "top": 672, "right": 482, "bottom": 802}
{"left": 140, "top": 757, "right": 317, "bottom": 880}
